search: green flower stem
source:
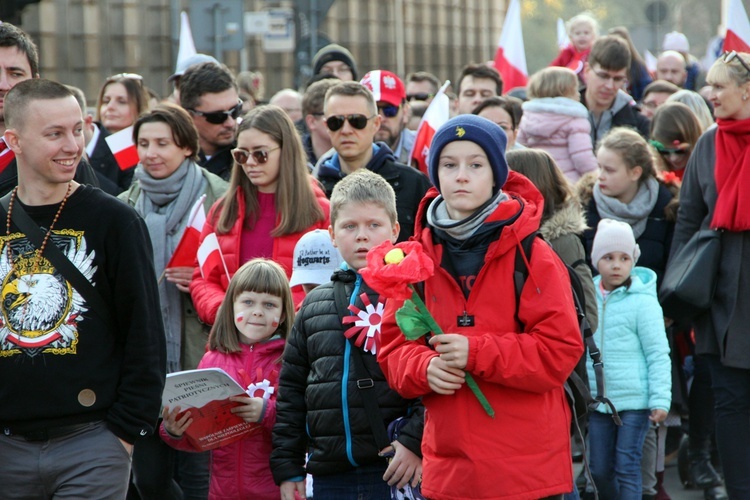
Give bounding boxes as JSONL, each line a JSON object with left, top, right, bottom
{"left": 407, "top": 286, "right": 495, "bottom": 418}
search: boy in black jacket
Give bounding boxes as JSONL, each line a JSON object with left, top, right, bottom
{"left": 271, "top": 169, "right": 423, "bottom": 499}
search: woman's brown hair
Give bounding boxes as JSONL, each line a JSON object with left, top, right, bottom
{"left": 132, "top": 102, "right": 200, "bottom": 162}
{"left": 208, "top": 258, "right": 294, "bottom": 353}
{"left": 506, "top": 149, "right": 573, "bottom": 222}
{"left": 215, "top": 104, "right": 325, "bottom": 236}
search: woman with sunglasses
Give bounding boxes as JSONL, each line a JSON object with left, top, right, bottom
{"left": 92, "top": 74, "right": 150, "bottom": 192}
{"left": 190, "top": 105, "right": 330, "bottom": 326}
{"left": 119, "top": 103, "right": 228, "bottom": 499}
{"left": 670, "top": 51, "right": 750, "bottom": 498}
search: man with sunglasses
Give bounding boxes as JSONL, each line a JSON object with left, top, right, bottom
{"left": 0, "top": 22, "right": 99, "bottom": 197}
{"left": 316, "top": 82, "right": 430, "bottom": 241}
{"left": 180, "top": 62, "right": 240, "bottom": 181}
{"left": 580, "top": 36, "right": 650, "bottom": 146}
{"left": 405, "top": 71, "right": 440, "bottom": 105}
{"left": 361, "top": 70, "right": 416, "bottom": 165}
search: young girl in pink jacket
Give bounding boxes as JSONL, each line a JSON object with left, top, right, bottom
{"left": 161, "top": 259, "right": 293, "bottom": 500}
{"left": 517, "top": 67, "right": 598, "bottom": 183}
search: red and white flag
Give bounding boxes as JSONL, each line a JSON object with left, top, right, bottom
{"left": 0, "top": 138, "right": 14, "bottom": 174}
{"left": 645, "top": 50, "right": 658, "bottom": 76}
{"left": 557, "top": 18, "right": 569, "bottom": 49}
{"left": 166, "top": 195, "right": 207, "bottom": 269}
{"left": 724, "top": 0, "right": 750, "bottom": 53}
{"left": 197, "top": 233, "right": 228, "bottom": 280}
{"left": 493, "top": 0, "right": 528, "bottom": 93}
{"left": 409, "top": 80, "right": 451, "bottom": 177}
{"left": 176, "top": 11, "right": 197, "bottom": 67}
{"left": 104, "top": 125, "right": 139, "bottom": 171}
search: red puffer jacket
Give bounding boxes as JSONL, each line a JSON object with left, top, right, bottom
{"left": 378, "top": 172, "right": 583, "bottom": 500}
{"left": 190, "top": 184, "right": 330, "bottom": 325}
{"left": 160, "top": 338, "right": 284, "bottom": 500}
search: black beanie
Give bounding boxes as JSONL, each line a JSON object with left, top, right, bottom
{"left": 312, "top": 44, "right": 358, "bottom": 80}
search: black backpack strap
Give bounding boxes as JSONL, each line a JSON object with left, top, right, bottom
{"left": 332, "top": 280, "right": 391, "bottom": 451}
{"left": 0, "top": 192, "right": 112, "bottom": 326}
{"left": 513, "top": 232, "right": 537, "bottom": 330}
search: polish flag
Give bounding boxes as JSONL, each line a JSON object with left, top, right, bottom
{"left": 645, "top": 50, "right": 658, "bottom": 76}
{"left": 0, "top": 138, "right": 14, "bottom": 174}
{"left": 724, "top": 0, "right": 750, "bottom": 53}
{"left": 197, "top": 233, "right": 228, "bottom": 280}
{"left": 176, "top": 11, "right": 197, "bottom": 67}
{"left": 166, "top": 195, "right": 207, "bottom": 269}
{"left": 104, "top": 126, "right": 139, "bottom": 171}
{"left": 557, "top": 18, "right": 568, "bottom": 49}
{"left": 493, "top": 0, "right": 528, "bottom": 93}
{"left": 409, "top": 80, "right": 451, "bottom": 176}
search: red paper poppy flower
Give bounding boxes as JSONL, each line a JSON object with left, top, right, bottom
{"left": 359, "top": 241, "right": 435, "bottom": 301}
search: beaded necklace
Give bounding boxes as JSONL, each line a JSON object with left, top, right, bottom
{"left": 5, "top": 182, "right": 72, "bottom": 272}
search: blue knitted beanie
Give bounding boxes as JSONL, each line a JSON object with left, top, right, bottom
{"left": 427, "top": 114, "right": 508, "bottom": 195}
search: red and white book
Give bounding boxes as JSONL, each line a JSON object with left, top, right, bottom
{"left": 162, "top": 367, "right": 261, "bottom": 452}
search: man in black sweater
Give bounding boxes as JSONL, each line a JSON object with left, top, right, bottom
{"left": 0, "top": 80, "right": 165, "bottom": 498}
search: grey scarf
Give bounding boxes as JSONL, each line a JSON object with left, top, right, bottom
{"left": 134, "top": 159, "right": 207, "bottom": 372}
{"left": 593, "top": 176, "right": 659, "bottom": 239}
{"left": 426, "top": 191, "right": 508, "bottom": 240}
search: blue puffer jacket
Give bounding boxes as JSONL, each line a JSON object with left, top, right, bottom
{"left": 588, "top": 267, "right": 671, "bottom": 413}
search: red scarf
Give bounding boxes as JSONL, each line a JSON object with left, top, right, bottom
{"left": 712, "top": 118, "right": 750, "bottom": 231}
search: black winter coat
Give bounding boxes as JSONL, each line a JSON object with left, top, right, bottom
{"left": 271, "top": 268, "right": 423, "bottom": 483}
{"left": 317, "top": 143, "right": 432, "bottom": 242}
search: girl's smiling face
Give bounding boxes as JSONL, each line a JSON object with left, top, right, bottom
{"left": 233, "top": 291, "right": 283, "bottom": 344}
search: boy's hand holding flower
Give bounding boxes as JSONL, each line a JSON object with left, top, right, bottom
{"left": 361, "top": 240, "right": 495, "bottom": 417}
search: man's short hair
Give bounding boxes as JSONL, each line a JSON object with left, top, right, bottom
{"left": 588, "top": 36, "right": 631, "bottom": 72}
{"left": 0, "top": 23, "right": 39, "bottom": 77}
{"left": 406, "top": 71, "right": 440, "bottom": 93}
{"left": 179, "top": 62, "right": 238, "bottom": 110}
{"left": 457, "top": 64, "right": 503, "bottom": 95}
{"left": 330, "top": 169, "right": 397, "bottom": 227}
{"left": 5, "top": 79, "right": 75, "bottom": 130}
{"left": 323, "top": 82, "right": 377, "bottom": 115}
{"left": 65, "top": 85, "right": 88, "bottom": 115}
{"left": 642, "top": 80, "right": 680, "bottom": 99}
{"left": 303, "top": 79, "right": 340, "bottom": 116}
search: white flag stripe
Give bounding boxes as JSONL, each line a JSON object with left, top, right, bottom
{"left": 104, "top": 125, "right": 135, "bottom": 154}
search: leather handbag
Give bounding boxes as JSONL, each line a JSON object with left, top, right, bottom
{"left": 659, "top": 229, "right": 721, "bottom": 320}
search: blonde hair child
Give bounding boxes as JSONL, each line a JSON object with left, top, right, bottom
{"left": 516, "top": 67, "right": 598, "bottom": 182}
{"left": 161, "top": 259, "right": 293, "bottom": 500}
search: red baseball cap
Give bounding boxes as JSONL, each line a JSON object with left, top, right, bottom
{"left": 360, "top": 70, "right": 406, "bottom": 107}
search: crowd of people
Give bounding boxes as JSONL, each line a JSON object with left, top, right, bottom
{"left": 0, "top": 11, "right": 748, "bottom": 500}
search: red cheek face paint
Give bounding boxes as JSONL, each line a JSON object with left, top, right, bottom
{"left": 271, "top": 316, "right": 280, "bottom": 329}
{"left": 235, "top": 312, "right": 245, "bottom": 323}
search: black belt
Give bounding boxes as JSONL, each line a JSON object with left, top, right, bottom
{"left": 3, "top": 422, "right": 96, "bottom": 442}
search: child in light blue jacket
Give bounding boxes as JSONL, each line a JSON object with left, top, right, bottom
{"left": 587, "top": 218, "right": 671, "bottom": 500}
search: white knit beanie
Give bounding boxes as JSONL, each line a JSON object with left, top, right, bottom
{"left": 591, "top": 219, "right": 641, "bottom": 266}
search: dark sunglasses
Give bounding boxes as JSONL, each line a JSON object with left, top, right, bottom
{"left": 325, "top": 114, "right": 375, "bottom": 131}
{"left": 377, "top": 104, "right": 400, "bottom": 118}
{"left": 406, "top": 92, "right": 434, "bottom": 102}
{"left": 723, "top": 50, "right": 750, "bottom": 76}
{"left": 189, "top": 101, "right": 243, "bottom": 124}
{"left": 231, "top": 146, "right": 280, "bottom": 164}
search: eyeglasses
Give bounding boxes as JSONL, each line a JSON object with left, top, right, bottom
{"left": 377, "top": 104, "right": 400, "bottom": 118}
{"left": 231, "top": 146, "right": 280, "bottom": 165}
{"left": 189, "top": 101, "right": 243, "bottom": 124}
{"left": 406, "top": 92, "right": 434, "bottom": 102}
{"left": 325, "top": 114, "right": 375, "bottom": 131}
{"left": 108, "top": 73, "right": 143, "bottom": 81}
{"left": 649, "top": 140, "right": 689, "bottom": 157}
{"left": 723, "top": 50, "right": 750, "bottom": 76}
{"left": 592, "top": 68, "right": 628, "bottom": 86}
